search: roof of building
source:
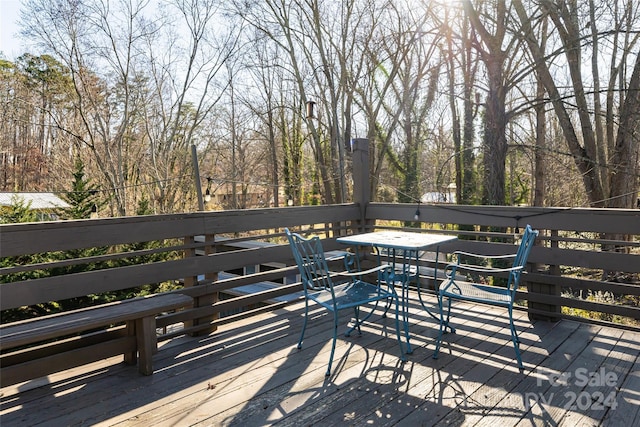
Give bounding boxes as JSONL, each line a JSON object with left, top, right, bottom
{"left": 0, "top": 192, "right": 71, "bottom": 209}
{"left": 421, "top": 192, "right": 456, "bottom": 204}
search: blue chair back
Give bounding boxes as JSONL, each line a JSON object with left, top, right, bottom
{"left": 285, "top": 228, "right": 334, "bottom": 293}
{"left": 507, "top": 225, "right": 539, "bottom": 294}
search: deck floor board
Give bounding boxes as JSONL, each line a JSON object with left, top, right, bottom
{"left": 2, "top": 293, "right": 639, "bottom": 426}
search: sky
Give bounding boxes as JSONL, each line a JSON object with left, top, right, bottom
{"left": 0, "top": 0, "right": 24, "bottom": 60}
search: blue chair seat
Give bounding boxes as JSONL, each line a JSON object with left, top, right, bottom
{"left": 440, "top": 281, "right": 512, "bottom": 305}
{"left": 308, "top": 280, "right": 391, "bottom": 311}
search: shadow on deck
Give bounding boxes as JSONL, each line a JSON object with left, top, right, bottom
{"left": 2, "top": 293, "right": 639, "bottom": 426}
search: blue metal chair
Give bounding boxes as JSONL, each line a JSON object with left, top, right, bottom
{"left": 433, "top": 225, "right": 539, "bottom": 372}
{"left": 285, "top": 228, "right": 405, "bottom": 376}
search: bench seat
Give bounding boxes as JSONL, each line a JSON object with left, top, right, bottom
{"left": 0, "top": 293, "right": 192, "bottom": 387}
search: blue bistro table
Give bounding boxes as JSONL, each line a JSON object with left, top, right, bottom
{"left": 337, "top": 230, "right": 457, "bottom": 354}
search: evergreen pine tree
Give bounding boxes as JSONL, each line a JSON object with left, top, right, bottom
{"left": 0, "top": 195, "right": 39, "bottom": 223}
{"left": 60, "top": 157, "right": 98, "bottom": 219}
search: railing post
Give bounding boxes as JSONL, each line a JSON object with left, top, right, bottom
{"left": 528, "top": 229, "right": 561, "bottom": 322}
{"left": 351, "top": 138, "right": 370, "bottom": 233}
{"left": 183, "top": 234, "right": 218, "bottom": 335}
{"left": 202, "top": 233, "right": 219, "bottom": 329}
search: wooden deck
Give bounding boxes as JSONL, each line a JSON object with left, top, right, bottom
{"left": 2, "top": 293, "right": 639, "bottom": 426}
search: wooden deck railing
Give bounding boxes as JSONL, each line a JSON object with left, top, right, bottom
{"left": 1, "top": 199, "right": 639, "bottom": 387}
{"left": 1, "top": 203, "right": 638, "bottom": 337}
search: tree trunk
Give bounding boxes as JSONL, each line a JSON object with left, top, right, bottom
{"left": 482, "top": 59, "right": 508, "bottom": 206}
{"left": 608, "top": 52, "right": 640, "bottom": 209}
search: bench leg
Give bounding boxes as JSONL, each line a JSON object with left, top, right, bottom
{"left": 124, "top": 320, "right": 137, "bottom": 365}
{"left": 136, "top": 315, "right": 157, "bottom": 375}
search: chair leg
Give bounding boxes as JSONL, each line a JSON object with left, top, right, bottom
{"left": 382, "top": 290, "right": 393, "bottom": 318}
{"left": 433, "top": 294, "right": 455, "bottom": 359}
{"left": 508, "top": 306, "right": 524, "bottom": 372}
{"left": 346, "top": 300, "right": 381, "bottom": 337}
{"left": 345, "top": 306, "right": 363, "bottom": 337}
{"left": 380, "top": 271, "right": 392, "bottom": 318}
{"left": 326, "top": 310, "right": 339, "bottom": 376}
{"left": 511, "top": 312, "right": 521, "bottom": 344}
{"left": 433, "top": 294, "right": 445, "bottom": 359}
{"left": 444, "top": 300, "right": 455, "bottom": 333}
{"left": 297, "top": 299, "right": 309, "bottom": 349}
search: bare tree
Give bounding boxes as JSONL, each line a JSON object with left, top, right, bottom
{"left": 0, "top": 55, "right": 77, "bottom": 192}
{"left": 20, "top": 0, "right": 237, "bottom": 215}
{"left": 437, "top": 4, "right": 480, "bottom": 205}
{"left": 513, "top": 0, "right": 640, "bottom": 208}
{"left": 240, "top": 29, "right": 305, "bottom": 208}
{"left": 463, "top": 0, "right": 528, "bottom": 206}
{"left": 380, "top": 4, "right": 441, "bottom": 206}
{"left": 533, "top": 14, "right": 549, "bottom": 207}
{"left": 144, "top": 0, "right": 240, "bottom": 213}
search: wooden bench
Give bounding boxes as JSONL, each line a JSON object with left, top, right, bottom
{"left": 0, "top": 293, "right": 192, "bottom": 387}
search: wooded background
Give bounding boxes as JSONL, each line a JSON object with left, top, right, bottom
{"left": 1, "top": 0, "right": 638, "bottom": 217}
